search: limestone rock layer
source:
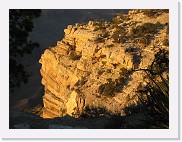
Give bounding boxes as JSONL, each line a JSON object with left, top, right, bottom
{"left": 39, "top": 10, "right": 169, "bottom": 118}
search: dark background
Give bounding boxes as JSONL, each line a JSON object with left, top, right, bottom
{"left": 10, "top": 9, "right": 129, "bottom": 110}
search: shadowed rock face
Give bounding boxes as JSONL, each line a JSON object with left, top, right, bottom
{"left": 39, "top": 10, "right": 169, "bottom": 118}
{"left": 10, "top": 9, "right": 128, "bottom": 110}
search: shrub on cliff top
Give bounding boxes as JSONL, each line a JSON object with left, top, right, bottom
{"left": 131, "top": 22, "right": 163, "bottom": 38}
{"left": 112, "top": 27, "right": 127, "bottom": 44}
{"left": 93, "top": 19, "right": 106, "bottom": 31}
{"left": 143, "top": 9, "right": 169, "bottom": 18}
{"left": 95, "top": 31, "right": 110, "bottom": 43}
{"left": 140, "top": 34, "right": 151, "bottom": 45}
{"left": 69, "top": 50, "right": 81, "bottom": 60}
{"left": 98, "top": 78, "right": 116, "bottom": 97}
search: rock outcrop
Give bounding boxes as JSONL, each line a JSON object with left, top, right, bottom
{"left": 39, "top": 10, "right": 169, "bottom": 118}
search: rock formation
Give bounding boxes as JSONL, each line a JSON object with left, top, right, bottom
{"left": 39, "top": 10, "right": 169, "bottom": 118}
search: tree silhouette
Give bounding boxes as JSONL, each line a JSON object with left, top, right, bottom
{"left": 133, "top": 49, "right": 169, "bottom": 128}
{"left": 9, "top": 9, "right": 41, "bottom": 92}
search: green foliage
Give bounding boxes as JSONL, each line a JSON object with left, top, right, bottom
{"left": 132, "top": 48, "right": 169, "bottom": 128}
{"left": 112, "top": 27, "right": 127, "bottom": 44}
{"left": 9, "top": 59, "right": 29, "bottom": 89}
{"left": 110, "top": 13, "right": 127, "bottom": 29}
{"left": 98, "top": 79, "right": 116, "bottom": 97}
{"left": 140, "top": 34, "right": 151, "bottom": 45}
{"left": 94, "top": 14, "right": 128, "bottom": 44}
{"left": 102, "top": 31, "right": 110, "bottom": 38}
{"left": 130, "top": 22, "right": 164, "bottom": 45}
{"left": 136, "top": 73, "right": 169, "bottom": 128}
{"left": 123, "top": 48, "right": 169, "bottom": 128}
{"left": 116, "top": 68, "right": 132, "bottom": 90}
{"left": 149, "top": 49, "right": 169, "bottom": 75}
{"left": 81, "top": 106, "right": 111, "bottom": 118}
{"left": 79, "top": 77, "right": 87, "bottom": 86}
{"left": 119, "top": 68, "right": 131, "bottom": 78}
{"left": 98, "top": 68, "right": 132, "bottom": 97}
{"left": 125, "top": 47, "right": 134, "bottom": 53}
{"left": 93, "top": 19, "right": 106, "bottom": 31}
{"left": 75, "top": 76, "right": 87, "bottom": 87}
{"left": 110, "top": 16, "right": 124, "bottom": 29}
{"left": 131, "top": 22, "right": 163, "bottom": 38}
{"left": 9, "top": 9, "right": 41, "bottom": 91}
{"left": 111, "top": 17, "right": 121, "bottom": 24}
{"left": 95, "top": 31, "right": 110, "bottom": 43}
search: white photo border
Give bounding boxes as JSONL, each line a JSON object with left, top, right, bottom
{"left": 0, "top": 0, "right": 179, "bottom": 139}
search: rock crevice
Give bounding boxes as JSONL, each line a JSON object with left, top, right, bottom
{"left": 39, "top": 10, "right": 169, "bottom": 118}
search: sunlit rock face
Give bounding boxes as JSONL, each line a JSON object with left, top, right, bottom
{"left": 39, "top": 10, "right": 169, "bottom": 118}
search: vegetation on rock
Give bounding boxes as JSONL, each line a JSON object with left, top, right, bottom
{"left": 131, "top": 22, "right": 163, "bottom": 37}
{"left": 98, "top": 78, "right": 116, "bottom": 97}
{"left": 112, "top": 28, "right": 127, "bottom": 44}
{"left": 93, "top": 19, "right": 107, "bottom": 31}
{"left": 9, "top": 9, "right": 41, "bottom": 91}
{"left": 98, "top": 68, "right": 132, "bottom": 97}
{"left": 143, "top": 9, "right": 169, "bottom": 18}
{"left": 38, "top": 9, "right": 169, "bottom": 129}
{"left": 69, "top": 50, "right": 81, "bottom": 60}
{"left": 163, "top": 39, "right": 169, "bottom": 46}
{"left": 124, "top": 49, "right": 169, "bottom": 128}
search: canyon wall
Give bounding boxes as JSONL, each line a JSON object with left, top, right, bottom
{"left": 39, "top": 10, "right": 169, "bottom": 118}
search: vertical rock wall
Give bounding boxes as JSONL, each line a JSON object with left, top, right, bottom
{"left": 39, "top": 10, "right": 169, "bottom": 118}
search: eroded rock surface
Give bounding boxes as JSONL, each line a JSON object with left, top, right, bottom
{"left": 39, "top": 10, "right": 169, "bottom": 118}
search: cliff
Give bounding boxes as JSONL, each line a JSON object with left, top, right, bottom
{"left": 39, "top": 10, "right": 169, "bottom": 118}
